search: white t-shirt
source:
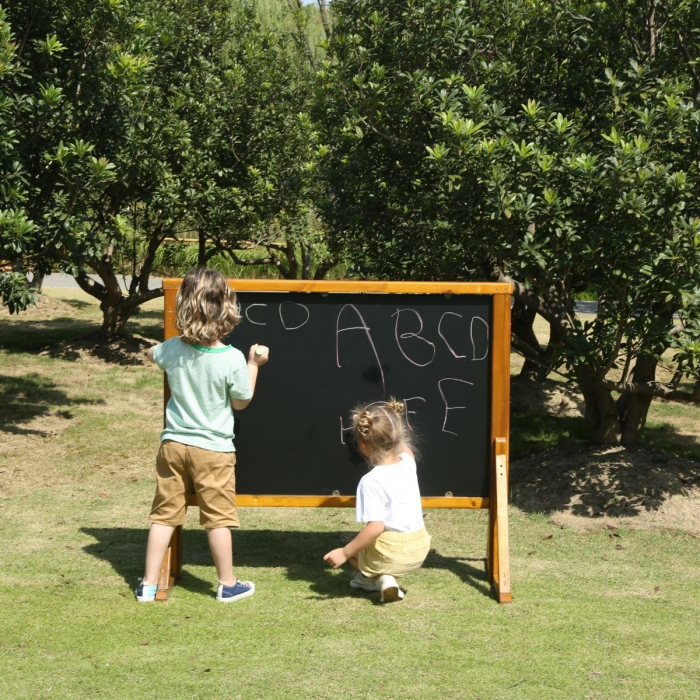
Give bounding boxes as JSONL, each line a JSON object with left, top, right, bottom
{"left": 356, "top": 452, "right": 425, "bottom": 533}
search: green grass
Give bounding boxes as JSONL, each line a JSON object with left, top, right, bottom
{"left": 510, "top": 413, "right": 590, "bottom": 460}
{"left": 1, "top": 289, "right": 700, "bottom": 699}
{"left": 113, "top": 237, "right": 349, "bottom": 281}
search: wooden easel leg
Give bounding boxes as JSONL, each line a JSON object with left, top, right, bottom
{"left": 155, "top": 524, "right": 183, "bottom": 601}
{"left": 488, "top": 438, "right": 512, "bottom": 603}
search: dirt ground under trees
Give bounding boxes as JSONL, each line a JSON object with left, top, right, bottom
{"left": 510, "top": 379, "right": 700, "bottom": 536}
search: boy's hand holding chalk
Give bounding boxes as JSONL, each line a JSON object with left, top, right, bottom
{"left": 249, "top": 344, "right": 269, "bottom": 366}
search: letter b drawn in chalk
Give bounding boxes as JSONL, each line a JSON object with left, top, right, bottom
{"left": 392, "top": 308, "right": 436, "bottom": 367}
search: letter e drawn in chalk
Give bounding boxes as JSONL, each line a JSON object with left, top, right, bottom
{"left": 402, "top": 396, "right": 427, "bottom": 431}
{"left": 438, "top": 378, "right": 474, "bottom": 436}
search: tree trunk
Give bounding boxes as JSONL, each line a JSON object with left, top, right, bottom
{"left": 100, "top": 297, "right": 133, "bottom": 335}
{"left": 577, "top": 367, "right": 622, "bottom": 443}
{"left": 512, "top": 298, "right": 542, "bottom": 380}
{"left": 75, "top": 259, "right": 162, "bottom": 337}
{"left": 541, "top": 319, "right": 565, "bottom": 378}
{"left": 577, "top": 353, "right": 662, "bottom": 445}
{"left": 616, "top": 354, "right": 658, "bottom": 444}
{"left": 511, "top": 300, "right": 565, "bottom": 381}
{"left": 32, "top": 272, "right": 44, "bottom": 293}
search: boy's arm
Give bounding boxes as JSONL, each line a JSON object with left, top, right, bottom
{"left": 146, "top": 345, "right": 158, "bottom": 363}
{"left": 231, "top": 344, "right": 269, "bottom": 411}
{"left": 323, "top": 521, "right": 385, "bottom": 569}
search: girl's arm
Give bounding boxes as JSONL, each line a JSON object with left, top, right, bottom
{"left": 323, "top": 521, "right": 385, "bottom": 569}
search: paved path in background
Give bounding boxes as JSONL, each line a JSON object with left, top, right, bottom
{"left": 42, "top": 273, "right": 599, "bottom": 314}
{"left": 43, "top": 272, "right": 163, "bottom": 291}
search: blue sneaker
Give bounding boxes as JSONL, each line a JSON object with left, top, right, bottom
{"left": 216, "top": 579, "right": 255, "bottom": 603}
{"left": 135, "top": 579, "right": 157, "bottom": 602}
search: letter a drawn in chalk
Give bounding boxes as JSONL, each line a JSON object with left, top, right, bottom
{"left": 336, "top": 304, "right": 385, "bottom": 394}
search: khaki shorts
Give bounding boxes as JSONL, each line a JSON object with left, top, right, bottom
{"left": 149, "top": 440, "right": 239, "bottom": 529}
{"left": 358, "top": 527, "right": 431, "bottom": 578}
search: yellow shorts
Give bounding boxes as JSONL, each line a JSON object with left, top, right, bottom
{"left": 149, "top": 440, "right": 239, "bottom": 529}
{"left": 358, "top": 527, "right": 431, "bottom": 578}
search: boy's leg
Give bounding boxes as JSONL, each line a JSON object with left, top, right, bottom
{"left": 207, "top": 527, "right": 235, "bottom": 586}
{"left": 145, "top": 440, "right": 190, "bottom": 587}
{"left": 144, "top": 523, "right": 176, "bottom": 584}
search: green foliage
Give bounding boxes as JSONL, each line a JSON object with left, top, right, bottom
{"left": 0, "top": 270, "right": 37, "bottom": 314}
{"left": 318, "top": 0, "right": 700, "bottom": 442}
{"left": 1, "top": 0, "right": 321, "bottom": 329}
{"left": 0, "top": 2, "right": 117, "bottom": 308}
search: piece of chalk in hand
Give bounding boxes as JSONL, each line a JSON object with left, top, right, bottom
{"left": 255, "top": 348, "right": 264, "bottom": 356}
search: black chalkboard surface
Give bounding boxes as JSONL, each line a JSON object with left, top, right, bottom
{"left": 224, "top": 291, "right": 493, "bottom": 499}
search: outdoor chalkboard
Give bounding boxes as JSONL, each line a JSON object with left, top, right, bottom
{"left": 163, "top": 279, "right": 511, "bottom": 507}
{"left": 227, "top": 291, "right": 493, "bottom": 498}
{"left": 160, "top": 279, "right": 513, "bottom": 603}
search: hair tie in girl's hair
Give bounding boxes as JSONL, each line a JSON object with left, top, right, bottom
{"left": 385, "top": 400, "right": 405, "bottom": 414}
{"left": 357, "top": 410, "right": 373, "bottom": 438}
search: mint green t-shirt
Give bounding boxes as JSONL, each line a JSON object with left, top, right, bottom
{"left": 153, "top": 337, "right": 252, "bottom": 452}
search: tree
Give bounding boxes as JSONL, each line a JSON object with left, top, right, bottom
{"left": 317, "top": 0, "right": 700, "bottom": 443}
{"left": 0, "top": 2, "right": 122, "bottom": 313}
{"left": 2, "top": 0, "right": 321, "bottom": 333}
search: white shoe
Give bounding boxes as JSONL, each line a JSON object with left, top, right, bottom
{"left": 378, "top": 574, "right": 404, "bottom": 603}
{"left": 349, "top": 572, "right": 377, "bottom": 591}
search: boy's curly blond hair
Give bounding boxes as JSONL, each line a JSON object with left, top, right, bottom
{"left": 176, "top": 268, "right": 241, "bottom": 345}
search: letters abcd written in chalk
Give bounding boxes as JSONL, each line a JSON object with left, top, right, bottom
{"left": 227, "top": 291, "right": 492, "bottom": 499}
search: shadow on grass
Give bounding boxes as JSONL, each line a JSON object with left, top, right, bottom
{"left": 0, "top": 318, "right": 98, "bottom": 353}
{"left": 36, "top": 331, "right": 159, "bottom": 365}
{"left": 641, "top": 422, "right": 700, "bottom": 464}
{"left": 510, "top": 443, "right": 700, "bottom": 518}
{"left": 510, "top": 411, "right": 589, "bottom": 461}
{"left": 56, "top": 297, "right": 94, "bottom": 311}
{"left": 0, "top": 373, "right": 104, "bottom": 436}
{"left": 81, "top": 527, "right": 491, "bottom": 601}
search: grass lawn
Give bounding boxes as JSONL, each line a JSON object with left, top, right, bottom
{"left": 1, "top": 289, "right": 699, "bottom": 699}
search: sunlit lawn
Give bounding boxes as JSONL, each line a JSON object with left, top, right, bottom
{"left": 1, "top": 288, "right": 699, "bottom": 699}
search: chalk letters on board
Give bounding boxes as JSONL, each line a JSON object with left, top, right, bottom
{"left": 228, "top": 292, "right": 493, "bottom": 498}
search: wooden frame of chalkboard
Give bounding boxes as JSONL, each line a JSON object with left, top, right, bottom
{"left": 155, "top": 279, "right": 512, "bottom": 603}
